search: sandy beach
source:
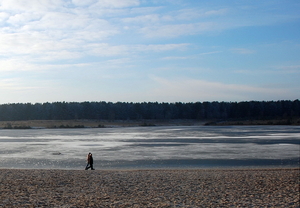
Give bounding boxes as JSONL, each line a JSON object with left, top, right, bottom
{"left": 0, "top": 168, "right": 299, "bottom": 207}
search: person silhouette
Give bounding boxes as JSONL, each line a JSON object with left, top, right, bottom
{"left": 85, "top": 153, "right": 95, "bottom": 170}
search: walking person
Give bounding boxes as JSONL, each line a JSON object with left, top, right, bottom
{"left": 85, "top": 153, "right": 95, "bottom": 170}
{"left": 89, "top": 153, "right": 95, "bottom": 170}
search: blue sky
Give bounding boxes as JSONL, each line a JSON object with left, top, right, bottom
{"left": 0, "top": 0, "right": 299, "bottom": 104}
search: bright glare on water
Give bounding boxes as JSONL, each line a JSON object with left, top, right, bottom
{"left": 0, "top": 126, "right": 299, "bottom": 169}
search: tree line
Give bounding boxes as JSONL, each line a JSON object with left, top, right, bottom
{"left": 0, "top": 100, "right": 299, "bottom": 122}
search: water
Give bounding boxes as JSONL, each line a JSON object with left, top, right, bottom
{"left": 0, "top": 126, "right": 299, "bottom": 169}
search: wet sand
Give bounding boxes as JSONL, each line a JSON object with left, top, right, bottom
{"left": 0, "top": 168, "right": 299, "bottom": 207}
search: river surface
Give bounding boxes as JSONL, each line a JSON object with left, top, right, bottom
{"left": 0, "top": 126, "right": 299, "bottom": 169}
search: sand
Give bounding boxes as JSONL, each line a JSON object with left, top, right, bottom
{"left": 0, "top": 168, "right": 299, "bottom": 207}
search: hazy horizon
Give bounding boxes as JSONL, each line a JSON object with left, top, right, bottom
{"left": 0, "top": 99, "right": 299, "bottom": 105}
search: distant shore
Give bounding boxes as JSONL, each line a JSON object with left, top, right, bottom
{"left": 205, "top": 118, "right": 300, "bottom": 126}
{"left": 0, "top": 118, "right": 299, "bottom": 129}
{"left": 0, "top": 119, "right": 206, "bottom": 129}
{"left": 0, "top": 168, "right": 298, "bottom": 207}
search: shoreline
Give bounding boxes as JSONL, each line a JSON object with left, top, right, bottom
{"left": 1, "top": 167, "right": 299, "bottom": 171}
{"left": 1, "top": 118, "right": 299, "bottom": 129}
{"left": 2, "top": 157, "right": 299, "bottom": 170}
{"left": 1, "top": 168, "right": 299, "bottom": 207}
{"left": 0, "top": 119, "right": 207, "bottom": 129}
{"left": 2, "top": 164, "right": 300, "bottom": 171}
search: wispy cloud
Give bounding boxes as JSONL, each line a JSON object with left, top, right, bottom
{"left": 276, "top": 65, "right": 300, "bottom": 73}
{"left": 230, "top": 48, "right": 255, "bottom": 54}
{"left": 161, "top": 51, "right": 221, "bottom": 60}
{"left": 199, "top": 51, "right": 222, "bottom": 56}
{"left": 90, "top": 0, "right": 139, "bottom": 8}
{"left": 235, "top": 65, "right": 300, "bottom": 75}
{"left": 161, "top": 56, "right": 189, "bottom": 60}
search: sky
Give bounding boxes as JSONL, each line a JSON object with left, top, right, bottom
{"left": 0, "top": 0, "right": 299, "bottom": 104}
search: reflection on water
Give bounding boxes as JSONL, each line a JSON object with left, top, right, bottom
{"left": 0, "top": 126, "right": 299, "bottom": 169}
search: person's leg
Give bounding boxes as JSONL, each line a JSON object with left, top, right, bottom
{"left": 91, "top": 164, "right": 94, "bottom": 170}
{"left": 85, "top": 163, "right": 90, "bottom": 170}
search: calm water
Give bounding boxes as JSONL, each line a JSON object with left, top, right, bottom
{"left": 0, "top": 126, "right": 299, "bottom": 169}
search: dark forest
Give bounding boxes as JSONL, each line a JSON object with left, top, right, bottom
{"left": 0, "top": 100, "right": 299, "bottom": 123}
